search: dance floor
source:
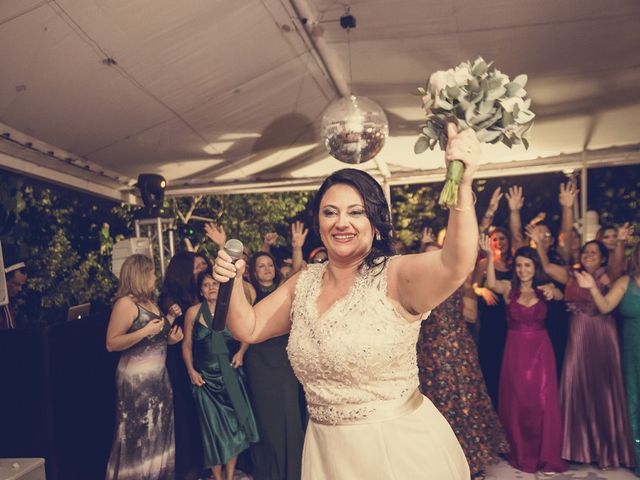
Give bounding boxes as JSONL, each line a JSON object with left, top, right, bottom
{"left": 213, "top": 462, "right": 639, "bottom": 479}
{"left": 485, "top": 460, "right": 637, "bottom": 479}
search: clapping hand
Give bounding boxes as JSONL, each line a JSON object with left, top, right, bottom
{"left": 525, "top": 224, "right": 544, "bottom": 244}
{"left": 574, "top": 271, "right": 596, "bottom": 290}
{"left": 167, "top": 325, "right": 184, "bottom": 344}
{"left": 537, "top": 283, "right": 556, "bottom": 301}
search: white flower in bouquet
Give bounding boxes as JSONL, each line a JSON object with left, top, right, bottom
{"left": 414, "top": 57, "right": 535, "bottom": 208}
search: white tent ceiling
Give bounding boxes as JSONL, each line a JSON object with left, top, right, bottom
{"left": 1, "top": 0, "right": 639, "bottom": 201}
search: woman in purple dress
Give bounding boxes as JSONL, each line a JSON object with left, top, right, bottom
{"left": 531, "top": 229, "right": 635, "bottom": 469}
{"left": 482, "top": 238, "right": 566, "bottom": 474}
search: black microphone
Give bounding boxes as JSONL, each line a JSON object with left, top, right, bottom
{"left": 213, "top": 239, "right": 244, "bottom": 331}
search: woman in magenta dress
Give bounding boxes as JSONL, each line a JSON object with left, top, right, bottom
{"left": 532, "top": 230, "right": 634, "bottom": 469}
{"left": 482, "top": 238, "right": 566, "bottom": 474}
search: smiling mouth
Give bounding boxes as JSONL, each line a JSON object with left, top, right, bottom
{"left": 333, "top": 233, "right": 356, "bottom": 241}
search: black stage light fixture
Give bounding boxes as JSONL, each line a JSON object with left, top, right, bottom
{"left": 136, "top": 174, "right": 168, "bottom": 218}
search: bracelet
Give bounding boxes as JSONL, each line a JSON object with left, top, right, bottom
{"left": 453, "top": 191, "right": 477, "bottom": 212}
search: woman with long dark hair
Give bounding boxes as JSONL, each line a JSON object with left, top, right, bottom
{"left": 213, "top": 123, "right": 478, "bottom": 479}
{"left": 159, "top": 251, "right": 202, "bottom": 480}
{"left": 482, "top": 240, "right": 566, "bottom": 474}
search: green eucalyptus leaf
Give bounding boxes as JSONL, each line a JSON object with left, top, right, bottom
{"left": 476, "top": 109, "right": 503, "bottom": 130}
{"left": 502, "top": 110, "right": 514, "bottom": 127}
{"left": 516, "top": 110, "right": 536, "bottom": 123}
{"left": 502, "top": 136, "right": 513, "bottom": 148}
{"left": 470, "top": 111, "right": 494, "bottom": 125}
{"left": 476, "top": 129, "right": 502, "bottom": 142}
{"left": 513, "top": 74, "right": 528, "bottom": 88}
{"left": 478, "top": 100, "right": 495, "bottom": 114}
{"left": 485, "top": 85, "right": 507, "bottom": 102}
{"left": 417, "top": 87, "right": 427, "bottom": 95}
{"left": 472, "top": 60, "right": 489, "bottom": 76}
{"left": 414, "top": 136, "right": 430, "bottom": 154}
{"left": 438, "top": 134, "right": 447, "bottom": 151}
{"left": 422, "top": 124, "right": 439, "bottom": 138}
{"left": 522, "top": 137, "right": 530, "bottom": 149}
{"left": 487, "top": 77, "right": 504, "bottom": 90}
{"left": 446, "top": 86, "right": 461, "bottom": 98}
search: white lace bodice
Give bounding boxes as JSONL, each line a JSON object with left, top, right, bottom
{"left": 287, "top": 259, "right": 424, "bottom": 425}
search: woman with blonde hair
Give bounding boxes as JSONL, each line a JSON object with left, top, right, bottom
{"left": 106, "top": 254, "right": 184, "bottom": 480}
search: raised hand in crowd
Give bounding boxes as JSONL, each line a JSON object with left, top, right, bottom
{"left": 262, "top": 232, "right": 278, "bottom": 253}
{"left": 505, "top": 185, "right": 528, "bottom": 249}
{"left": 420, "top": 227, "right": 436, "bottom": 251}
{"left": 474, "top": 234, "right": 499, "bottom": 306}
{"left": 608, "top": 222, "right": 634, "bottom": 281}
{"left": 204, "top": 223, "right": 226, "bottom": 249}
{"left": 557, "top": 182, "right": 579, "bottom": 264}
{"left": 527, "top": 224, "right": 569, "bottom": 285}
{"left": 479, "top": 187, "right": 503, "bottom": 234}
{"left": 291, "top": 220, "right": 308, "bottom": 275}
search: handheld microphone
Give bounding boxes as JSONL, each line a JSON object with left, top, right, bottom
{"left": 213, "top": 239, "right": 244, "bottom": 331}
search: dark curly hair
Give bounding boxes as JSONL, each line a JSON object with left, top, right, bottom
{"left": 312, "top": 168, "right": 394, "bottom": 271}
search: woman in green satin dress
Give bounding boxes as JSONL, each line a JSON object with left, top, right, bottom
{"left": 182, "top": 270, "right": 259, "bottom": 480}
{"left": 575, "top": 239, "right": 640, "bottom": 474}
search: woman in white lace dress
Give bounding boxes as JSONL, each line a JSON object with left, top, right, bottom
{"left": 213, "top": 124, "right": 479, "bottom": 479}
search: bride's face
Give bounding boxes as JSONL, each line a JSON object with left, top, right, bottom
{"left": 318, "top": 184, "right": 374, "bottom": 262}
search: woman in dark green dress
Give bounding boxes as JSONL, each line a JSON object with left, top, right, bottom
{"left": 182, "top": 270, "right": 259, "bottom": 480}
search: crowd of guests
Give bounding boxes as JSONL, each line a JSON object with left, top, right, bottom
{"left": 100, "top": 177, "right": 639, "bottom": 479}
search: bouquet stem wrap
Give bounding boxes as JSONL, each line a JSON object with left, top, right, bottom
{"left": 439, "top": 159, "right": 465, "bottom": 209}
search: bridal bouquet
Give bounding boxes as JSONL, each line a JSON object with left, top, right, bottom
{"left": 415, "top": 57, "right": 535, "bottom": 208}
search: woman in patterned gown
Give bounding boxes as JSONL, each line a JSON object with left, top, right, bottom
{"left": 182, "top": 270, "right": 259, "bottom": 480}
{"left": 105, "top": 254, "right": 184, "bottom": 480}
{"left": 532, "top": 231, "right": 635, "bottom": 469}
{"left": 417, "top": 244, "right": 508, "bottom": 478}
{"left": 575, "top": 240, "right": 640, "bottom": 473}
{"left": 213, "top": 123, "right": 479, "bottom": 479}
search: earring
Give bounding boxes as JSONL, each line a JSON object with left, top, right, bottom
{"left": 375, "top": 231, "right": 381, "bottom": 241}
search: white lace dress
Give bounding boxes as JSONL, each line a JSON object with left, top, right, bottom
{"left": 287, "top": 260, "right": 469, "bottom": 479}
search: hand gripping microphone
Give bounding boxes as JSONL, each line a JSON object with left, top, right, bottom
{"left": 213, "top": 239, "right": 244, "bottom": 331}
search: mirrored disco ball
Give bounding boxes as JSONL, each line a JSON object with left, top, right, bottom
{"left": 320, "top": 95, "right": 389, "bottom": 164}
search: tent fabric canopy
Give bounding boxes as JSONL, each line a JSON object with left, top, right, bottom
{"left": 0, "top": 0, "right": 639, "bottom": 201}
